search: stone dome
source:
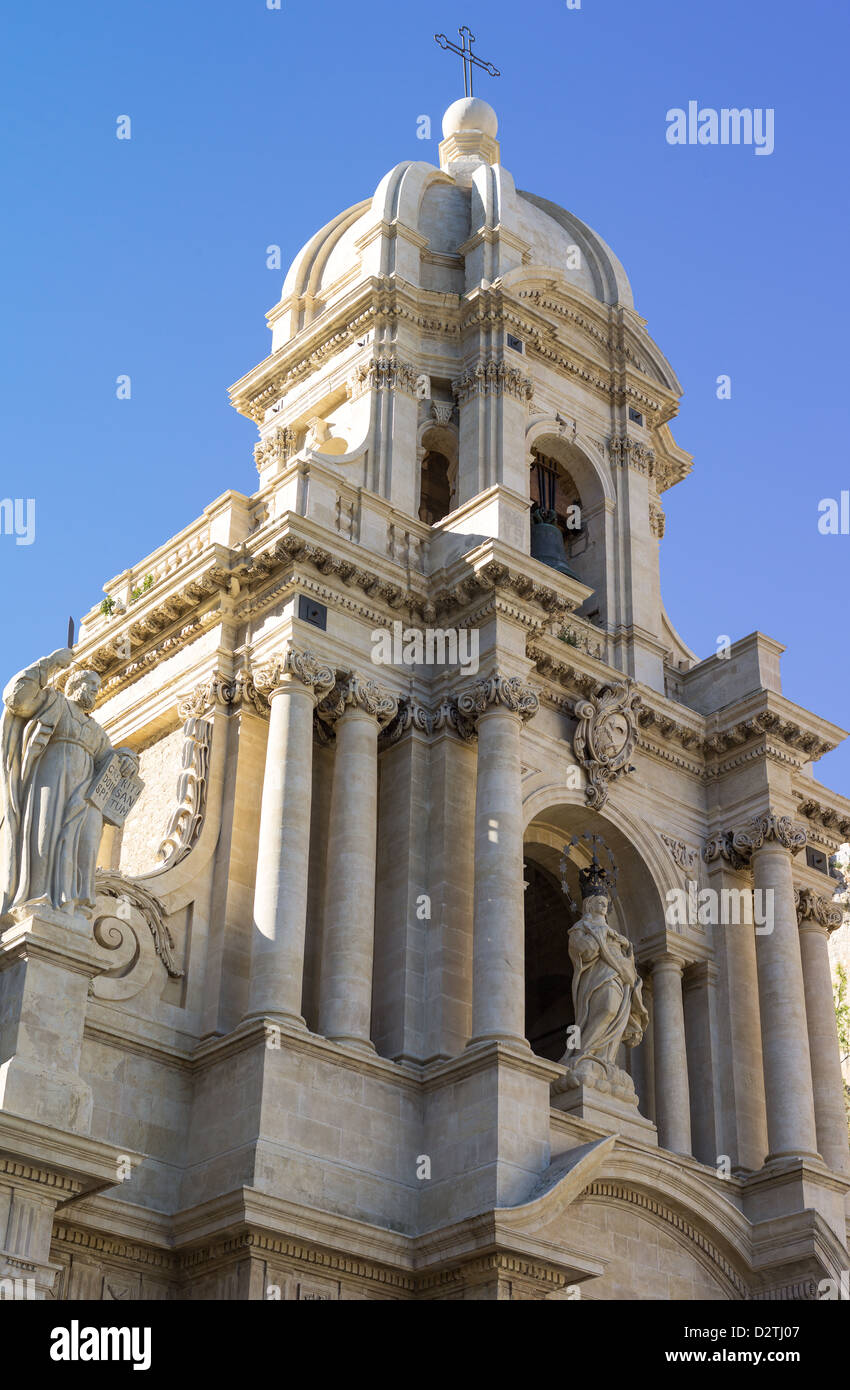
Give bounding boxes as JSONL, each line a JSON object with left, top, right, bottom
{"left": 270, "top": 102, "right": 638, "bottom": 352}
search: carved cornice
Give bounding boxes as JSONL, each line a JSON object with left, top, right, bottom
{"left": 794, "top": 887, "right": 844, "bottom": 932}
{"left": 456, "top": 673, "right": 540, "bottom": 725}
{"left": 796, "top": 794, "right": 850, "bottom": 843}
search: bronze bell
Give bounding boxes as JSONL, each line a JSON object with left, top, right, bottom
{"left": 530, "top": 507, "right": 580, "bottom": 579}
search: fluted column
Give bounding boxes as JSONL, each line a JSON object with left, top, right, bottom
{"left": 318, "top": 675, "right": 397, "bottom": 1050}
{"left": 245, "top": 650, "right": 334, "bottom": 1025}
{"left": 459, "top": 673, "right": 539, "bottom": 1048}
{"left": 796, "top": 889, "right": 849, "bottom": 1174}
{"left": 651, "top": 954, "right": 692, "bottom": 1155}
{"left": 733, "top": 814, "right": 819, "bottom": 1162}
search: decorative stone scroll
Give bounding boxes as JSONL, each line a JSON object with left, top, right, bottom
{"left": 252, "top": 648, "right": 336, "bottom": 706}
{"left": 157, "top": 717, "right": 213, "bottom": 868}
{"left": 317, "top": 673, "right": 398, "bottom": 728}
{"left": 456, "top": 672, "right": 540, "bottom": 724}
{"left": 703, "top": 831, "right": 747, "bottom": 873}
{"left": 731, "top": 813, "right": 808, "bottom": 861}
{"left": 794, "top": 888, "right": 844, "bottom": 932}
{"left": 572, "top": 680, "right": 641, "bottom": 810}
{"left": 93, "top": 870, "right": 184, "bottom": 990}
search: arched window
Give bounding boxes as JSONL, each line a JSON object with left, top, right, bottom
{"left": 418, "top": 451, "right": 452, "bottom": 525}
{"left": 529, "top": 450, "right": 583, "bottom": 544}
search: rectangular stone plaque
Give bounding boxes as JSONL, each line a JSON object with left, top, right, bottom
{"left": 87, "top": 756, "right": 144, "bottom": 828}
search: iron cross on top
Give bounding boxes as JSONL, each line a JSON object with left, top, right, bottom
{"left": 434, "top": 26, "right": 500, "bottom": 97}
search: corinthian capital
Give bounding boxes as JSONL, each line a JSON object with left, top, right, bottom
{"left": 318, "top": 673, "right": 398, "bottom": 727}
{"left": 703, "top": 831, "right": 747, "bottom": 873}
{"left": 731, "top": 812, "right": 808, "bottom": 860}
{"left": 794, "top": 887, "right": 844, "bottom": 931}
{"left": 456, "top": 672, "right": 540, "bottom": 725}
{"left": 252, "top": 648, "right": 335, "bottom": 703}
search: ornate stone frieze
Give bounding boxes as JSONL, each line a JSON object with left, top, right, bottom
{"left": 318, "top": 673, "right": 399, "bottom": 727}
{"left": 352, "top": 355, "right": 418, "bottom": 396}
{"left": 794, "top": 888, "right": 844, "bottom": 931}
{"left": 609, "top": 435, "right": 656, "bottom": 475}
{"left": 731, "top": 812, "right": 808, "bottom": 860}
{"left": 93, "top": 872, "right": 183, "bottom": 979}
{"left": 157, "top": 716, "right": 213, "bottom": 868}
{"left": 573, "top": 680, "right": 641, "bottom": 809}
{"left": 452, "top": 360, "right": 534, "bottom": 405}
{"left": 456, "top": 673, "right": 540, "bottom": 724}
{"left": 659, "top": 834, "right": 699, "bottom": 873}
{"left": 253, "top": 426, "right": 296, "bottom": 473}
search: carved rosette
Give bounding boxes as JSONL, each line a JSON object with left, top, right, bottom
{"left": 252, "top": 648, "right": 336, "bottom": 707}
{"left": 318, "top": 673, "right": 399, "bottom": 729}
{"left": 573, "top": 680, "right": 641, "bottom": 810}
{"left": 794, "top": 888, "right": 844, "bottom": 932}
{"left": 731, "top": 813, "right": 808, "bottom": 862}
{"left": 456, "top": 673, "right": 540, "bottom": 726}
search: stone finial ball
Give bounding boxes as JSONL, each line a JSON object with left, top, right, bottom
{"left": 441, "top": 97, "right": 499, "bottom": 141}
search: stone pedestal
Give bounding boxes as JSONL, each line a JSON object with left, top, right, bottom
{"left": 551, "top": 1077, "right": 658, "bottom": 1146}
{"left": 0, "top": 909, "right": 103, "bottom": 1134}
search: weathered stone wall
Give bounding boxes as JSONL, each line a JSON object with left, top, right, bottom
{"left": 119, "top": 725, "right": 186, "bottom": 876}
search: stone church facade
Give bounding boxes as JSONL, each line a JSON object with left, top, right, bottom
{"left": 1, "top": 98, "right": 848, "bottom": 1301}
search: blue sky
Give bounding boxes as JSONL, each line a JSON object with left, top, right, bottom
{"left": 1, "top": 0, "right": 848, "bottom": 793}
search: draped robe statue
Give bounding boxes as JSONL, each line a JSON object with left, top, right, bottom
{"left": 0, "top": 647, "right": 140, "bottom": 918}
{"left": 561, "top": 890, "right": 648, "bottom": 1100}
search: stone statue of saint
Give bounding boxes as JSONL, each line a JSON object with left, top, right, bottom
{"left": 561, "top": 872, "right": 648, "bottom": 1101}
{"left": 0, "top": 647, "right": 140, "bottom": 919}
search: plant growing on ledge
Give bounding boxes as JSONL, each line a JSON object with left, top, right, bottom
{"left": 129, "top": 574, "right": 155, "bottom": 604}
{"left": 558, "top": 628, "right": 580, "bottom": 648}
{"left": 100, "top": 595, "right": 115, "bottom": 617}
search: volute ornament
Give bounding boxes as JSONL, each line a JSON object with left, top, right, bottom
{"left": 456, "top": 673, "right": 539, "bottom": 724}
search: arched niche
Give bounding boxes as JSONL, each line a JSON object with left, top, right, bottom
{"left": 523, "top": 797, "right": 672, "bottom": 1120}
{"left": 526, "top": 427, "right": 612, "bottom": 624}
{"left": 418, "top": 421, "right": 458, "bottom": 526}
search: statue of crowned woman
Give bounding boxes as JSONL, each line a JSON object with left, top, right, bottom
{"left": 0, "top": 647, "right": 141, "bottom": 921}
{"left": 560, "top": 859, "right": 648, "bottom": 1105}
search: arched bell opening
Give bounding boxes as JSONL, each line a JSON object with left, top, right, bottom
{"left": 526, "top": 432, "right": 610, "bottom": 624}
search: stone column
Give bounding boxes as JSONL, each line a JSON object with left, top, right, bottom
{"left": 651, "top": 954, "right": 692, "bottom": 1155}
{"left": 459, "top": 673, "right": 539, "bottom": 1048}
{"left": 318, "top": 675, "right": 397, "bottom": 1050}
{"left": 733, "top": 814, "right": 819, "bottom": 1163}
{"left": 796, "top": 889, "right": 850, "bottom": 1174}
{"left": 244, "top": 649, "right": 333, "bottom": 1026}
